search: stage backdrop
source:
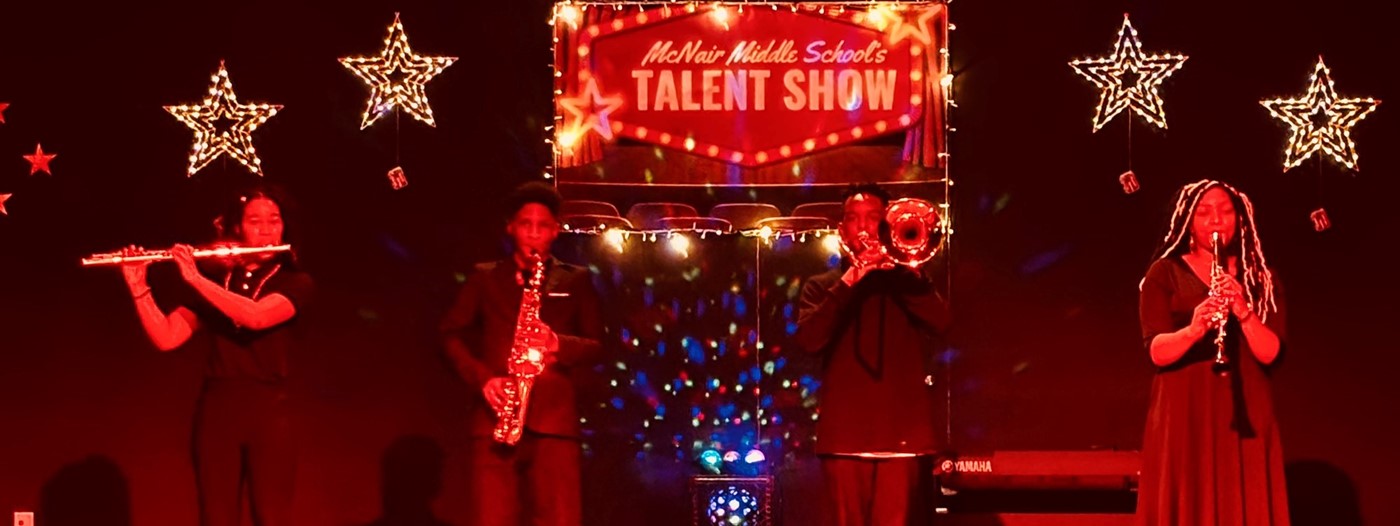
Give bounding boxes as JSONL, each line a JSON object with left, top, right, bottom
{"left": 1, "top": 0, "right": 1397, "bottom": 525}
{"left": 552, "top": 1, "right": 948, "bottom": 184}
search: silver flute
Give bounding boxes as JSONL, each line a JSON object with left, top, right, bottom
{"left": 82, "top": 244, "right": 291, "bottom": 266}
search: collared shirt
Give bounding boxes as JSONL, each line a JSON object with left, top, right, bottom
{"left": 166, "top": 259, "right": 313, "bottom": 383}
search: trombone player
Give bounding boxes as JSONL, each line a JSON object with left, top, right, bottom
{"left": 795, "top": 183, "right": 951, "bottom": 526}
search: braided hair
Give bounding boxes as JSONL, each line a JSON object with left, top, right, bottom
{"left": 1146, "top": 179, "right": 1277, "bottom": 322}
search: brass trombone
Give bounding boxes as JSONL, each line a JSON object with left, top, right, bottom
{"left": 841, "top": 198, "right": 944, "bottom": 270}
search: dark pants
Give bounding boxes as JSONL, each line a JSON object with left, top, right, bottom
{"left": 821, "top": 455, "right": 929, "bottom": 526}
{"left": 192, "top": 380, "right": 296, "bottom": 526}
{"left": 467, "top": 434, "right": 581, "bottom": 526}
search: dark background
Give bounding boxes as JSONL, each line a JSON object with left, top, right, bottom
{"left": 2, "top": 0, "right": 1395, "bottom": 525}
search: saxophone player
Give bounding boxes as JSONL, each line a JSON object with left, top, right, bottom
{"left": 439, "top": 181, "right": 603, "bottom": 526}
{"left": 794, "top": 184, "right": 951, "bottom": 526}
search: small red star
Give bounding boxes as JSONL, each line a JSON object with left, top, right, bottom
{"left": 0, "top": 193, "right": 11, "bottom": 216}
{"left": 0, "top": 102, "right": 10, "bottom": 124}
{"left": 23, "top": 143, "right": 57, "bottom": 176}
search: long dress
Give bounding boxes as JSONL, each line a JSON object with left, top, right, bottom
{"left": 1136, "top": 257, "right": 1291, "bottom": 526}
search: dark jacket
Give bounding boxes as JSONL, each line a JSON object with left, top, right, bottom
{"left": 440, "top": 257, "right": 604, "bottom": 438}
{"left": 795, "top": 265, "right": 950, "bottom": 455}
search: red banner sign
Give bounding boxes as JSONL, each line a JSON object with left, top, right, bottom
{"left": 555, "top": 3, "right": 944, "bottom": 167}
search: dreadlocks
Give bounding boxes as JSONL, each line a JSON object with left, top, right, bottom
{"left": 1146, "top": 179, "right": 1278, "bottom": 322}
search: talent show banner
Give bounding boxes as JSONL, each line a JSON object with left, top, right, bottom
{"left": 553, "top": 2, "right": 947, "bottom": 173}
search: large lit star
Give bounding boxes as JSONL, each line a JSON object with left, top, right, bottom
{"left": 1069, "top": 14, "right": 1188, "bottom": 132}
{"left": 165, "top": 62, "right": 283, "bottom": 177}
{"left": 340, "top": 13, "right": 458, "bottom": 129}
{"left": 23, "top": 143, "right": 56, "bottom": 176}
{"left": 1261, "top": 57, "right": 1380, "bottom": 172}
{"left": 558, "top": 77, "right": 624, "bottom": 142}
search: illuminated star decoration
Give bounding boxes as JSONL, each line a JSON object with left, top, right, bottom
{"left": 0, "top": 102, "right": 9, "bottom": 124}
{"left": 165, "top": 62, "right": 283, "bottom": 177}
{"left": 340, "top": 13, "right": 458, "bottom": 129}
{"left": 1261, "top": 57, "right": 1380, "bottom": 172}
{"left": 23, "top": 143, "right": 57, "bottom": 176}
{"left": 557, "top": 76, "right": 624, "bottom": 145}
{"left": 882, "top": 4, "right": 941, "bottom": 47}
{"left": 1069, "top": 14, "right": 1188, "bottom": 132}
{"left": 0, "top": 193, "right": 10, "bottom": 216}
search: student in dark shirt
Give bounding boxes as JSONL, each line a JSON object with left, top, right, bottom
{"left": 118, "top": 184, "right": 312, "bottom": 526}
{"left": 795, "top": 184, "right": 950, "bottom": 526}
{"left": 440, "top": 181, "right": 603, "bottom": 526}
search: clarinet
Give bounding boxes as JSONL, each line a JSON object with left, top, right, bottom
{"left": 1209, "top": 232, "right": 1230, "bottom": 375}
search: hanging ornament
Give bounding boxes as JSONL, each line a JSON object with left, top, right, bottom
{"left": 1118, "top": 170, "right": 1140, "bottom": 194}
{"left": 23, "top": 143, "right": 56, "bottom": 176}
{"left": 1261, "top": 56, "right": 1380, "bottom": 172}
{"left": 386, "top": 166, "right": 408, "bottom": 190}
{"left": 1309, "top": 208, "right": 1331, "bottom": 232}
{"left": 165, "top": 61, "right": 283, "bottom": 177}
{"left": 1069, "top": 14, "right": 1188, "bottom": 132}
{"left": 340, "top": 13, "right": 458, "bottom": 129}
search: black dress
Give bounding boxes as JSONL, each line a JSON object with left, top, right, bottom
{"left": 1136, "top": 257, "right": 1290, "bottom": 526}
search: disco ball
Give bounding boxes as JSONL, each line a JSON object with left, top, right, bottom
{"left": 706, "top": 486, "right": 761, "bottom": 526}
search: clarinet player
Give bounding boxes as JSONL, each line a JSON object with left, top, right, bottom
{"left": 1136, "top": 179, "right": 1289, "bottom": 526}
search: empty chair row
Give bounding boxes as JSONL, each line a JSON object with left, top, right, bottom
{"left": 562, "top": 213, "right": 834, "bottom": 233}
{"left": 560, "top": 200, "right": 843, "bottom": 230}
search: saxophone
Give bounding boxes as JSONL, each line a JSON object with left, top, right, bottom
{"left": 493, "top": 251, "right": 549, "bottom": 445}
